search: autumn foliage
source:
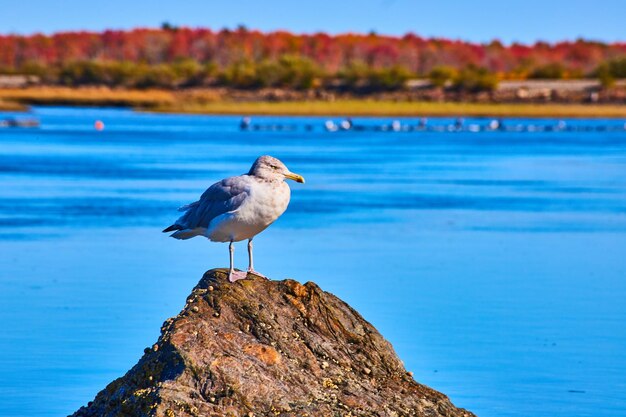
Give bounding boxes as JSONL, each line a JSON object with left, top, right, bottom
{"left": 1, "top": 26, "right": 625, "bottom": 91}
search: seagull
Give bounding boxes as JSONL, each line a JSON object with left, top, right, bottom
{"left": 163, "top": 156, "right": 305, "bottom": 282}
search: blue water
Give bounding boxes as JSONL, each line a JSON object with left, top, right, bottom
{"left": 1, "top": 106, "right": 625, "bottom": 417}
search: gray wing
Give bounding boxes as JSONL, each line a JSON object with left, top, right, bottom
{"left": 170, "top": 176, "right": 250, "bottom": 230}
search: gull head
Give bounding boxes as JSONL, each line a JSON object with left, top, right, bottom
{"left": 249, "top": 155, "right": 305, "bottom": 183}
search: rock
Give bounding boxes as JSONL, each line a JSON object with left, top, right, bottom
{"left": 71, "top": 269, "right": 474, "bottom": 417}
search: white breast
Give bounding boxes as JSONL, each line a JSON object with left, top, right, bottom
{"left": 206, "top": 180, "right": 291, "bottom": 242}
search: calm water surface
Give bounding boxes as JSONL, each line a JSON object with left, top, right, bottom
{"left": 1, "top": 107, "right": 625, "bottom": 417}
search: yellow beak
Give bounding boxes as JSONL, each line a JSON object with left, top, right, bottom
{"left": 284, "top": 172, "right": 305, "bottom": 183}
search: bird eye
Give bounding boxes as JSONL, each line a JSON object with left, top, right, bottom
{"left": 270, "top": 165, "right": 279, "bottom": 170}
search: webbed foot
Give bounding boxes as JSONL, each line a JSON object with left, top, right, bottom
{"left": 228, "top": 270, "right": 249, "bottom": 283}
{"left": 247, "top": 269, "right": 268, "bottom": 279}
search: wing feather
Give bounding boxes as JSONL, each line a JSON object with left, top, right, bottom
{"left": 170, "top": 176, "right": 250, "bottom": 230}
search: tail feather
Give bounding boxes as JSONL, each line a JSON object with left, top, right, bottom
{"left": 162, "top": 224, "right": 181, "bottom": 233}
{"left": 170, "top": 228, "right": 203, "bottom": 240}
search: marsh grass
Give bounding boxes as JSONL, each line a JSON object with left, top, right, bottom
{"left": 0, "top": 87, "right": 175, "bottom": 107}
{"left": 0, "top": 98, "right": 27, "bottom": 111}
{"left": 154, "top": 100, "right": 626, "bottom": 118}
{"left": 1, "top": 87, "right": 625, "bottom": 118}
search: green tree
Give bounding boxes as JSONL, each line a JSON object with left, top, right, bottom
{"left": 338, "top": 62, "right": 410, "bottom": 92}
{"left": 606, "top": 56, "right": 626, "bottom": 78}
{"left": 452, "top": 66, "right": 498, "bottom": 92}
{"left": 337, "top": 61, "right": 371, "bottom": 90}
{"left": 135, "top": 64, "right": 178, "bottom": 88}
{"left": 255, "top": 60, "right": 283, "bottom": 87}
{"left": 428, "top": 66, "right": 457, "bottom": 88}
{"left": 277, "top": 55, "right": 321, "bottom": 89}
{"left": 161, "top": 22, "right": 178, "bottom": 31}
{"left": 218, "top": 60, "right": 259, "bottom": 89}
{"left": 529, "top": 63, "right": 565, "bottom": 79}
{"left": 595, "top": 63, "right": 615, "bottom": 89}
{"left": 59, "top": 61, "right": 106, "bottom": 85}
{"left": 367, "top": 66, "right": 411, "bottom": 91}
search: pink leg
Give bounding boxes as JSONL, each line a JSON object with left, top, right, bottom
{"left": 247, "top": 239, "right": 268, "bottom": 279}
{"left": 227, "top": 241, "right": 250, "bottom": 282}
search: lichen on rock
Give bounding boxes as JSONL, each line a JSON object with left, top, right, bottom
{"left": 71, "top": 269, "right": 475, "bottom": 417}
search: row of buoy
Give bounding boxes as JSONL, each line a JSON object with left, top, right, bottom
{"left": 240, "top": 116, "right": 314, "bottom": 132}
{"left": 241, "top": 117, "right": 626, "bottom": 133}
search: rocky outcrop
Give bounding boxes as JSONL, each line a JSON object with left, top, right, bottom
{"left": 71, "top": 269, "right": 474, "bottom": 417}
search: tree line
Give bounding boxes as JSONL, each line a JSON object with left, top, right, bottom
{"left": 0, "top": 26, "right": 625, "bottom": 92}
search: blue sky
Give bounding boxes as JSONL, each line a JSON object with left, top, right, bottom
{"left": 0, "top": 0, "right": 624, "bottom": 44}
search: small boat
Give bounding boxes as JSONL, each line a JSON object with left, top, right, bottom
{"left": 0, "top": 118, "right": 40, "bottom": 128}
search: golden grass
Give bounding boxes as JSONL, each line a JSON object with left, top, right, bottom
{"left": 0, "top": 86, "right": 175, "bottom": 107}
{"left": 155, "top": 100, "right": 626, "bottom": 118}
{"left": 0, "top": 100, "right": 26, "bottom": 111}
{"left": 1, "top": 87, "right": 625, "bottom": 118}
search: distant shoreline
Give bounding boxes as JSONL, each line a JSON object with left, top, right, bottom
{"left": 152, "top": 101, "right": 626, "bottom": 118}
{"left": 1, "top": 87, "right": 626, "bottom": 118}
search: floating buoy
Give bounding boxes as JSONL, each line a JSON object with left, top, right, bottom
{"left": 94, "top": 120, "right": 105, "bottom": 131}
{"left": 324, "top": 120, "right": 338, "bottom": 132}
{"left": 240, "top": 117, "right": 251, "bottom": 130}
{"left": 340, "top": 119, "right": 353, "bottom": 130}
